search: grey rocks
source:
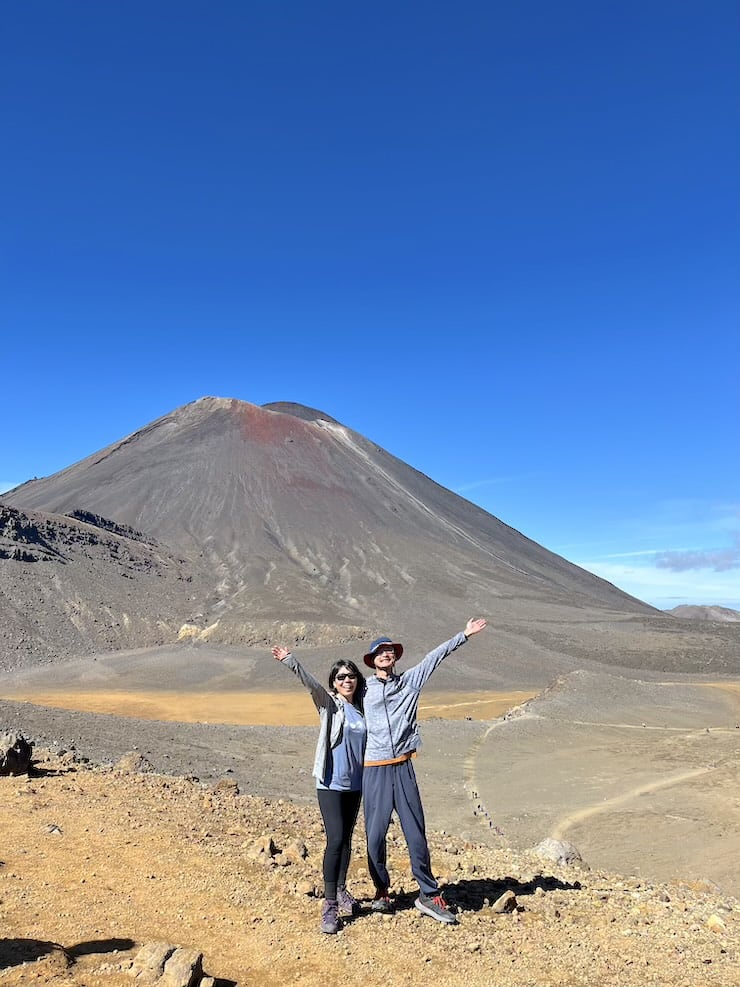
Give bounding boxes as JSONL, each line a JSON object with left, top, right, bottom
{"left": 129, "top": 942, "right": 208, "bottom": 987}
{"left": 532, "top": 838, "right": 584, "bottom": 867}
{"left": 0, "top": 730, "right": 33, "bottom": 775}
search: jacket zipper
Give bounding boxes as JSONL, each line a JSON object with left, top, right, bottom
{"left": 381, "top": 679, "right": 396, "bottom": 758}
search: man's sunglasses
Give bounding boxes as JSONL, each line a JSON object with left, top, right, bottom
{"left": 335, "top": 673, "right": 357, "bottom": 681}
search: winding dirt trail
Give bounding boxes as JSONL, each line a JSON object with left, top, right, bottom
{"left": 550, "top": 764, "right": 717, "bottom": 840}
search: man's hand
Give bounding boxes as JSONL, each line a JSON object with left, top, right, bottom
{"left": 271, "top": 645, "right": 290, "bottom": 661}
{"left": 464, "top": 617, "right": 487, "bottom": 638}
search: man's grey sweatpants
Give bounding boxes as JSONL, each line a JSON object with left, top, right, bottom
{"left": 362, "top": 758, "right": 438, "bottom": 896}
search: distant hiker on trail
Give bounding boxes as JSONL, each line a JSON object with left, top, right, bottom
{"left": 271, "top": 645, "right": 366, "bottom": 935}
{"left": 361, "top": 616, "right": 487, "bottom": 925}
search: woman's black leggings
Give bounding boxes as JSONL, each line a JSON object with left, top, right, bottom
{"left": 316, "top": 788, "right": 362, "bottom": 900}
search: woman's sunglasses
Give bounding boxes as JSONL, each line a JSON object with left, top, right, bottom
{"left": 335, "top": 673, "right": 357, "bottom": 681}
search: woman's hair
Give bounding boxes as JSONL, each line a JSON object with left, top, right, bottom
{"left": 328, "top": 659, "right": 366, "bottom": 713}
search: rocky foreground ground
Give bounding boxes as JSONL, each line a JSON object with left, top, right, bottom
{"left": 1, "top": 746, "right": 738, "bottom": 987}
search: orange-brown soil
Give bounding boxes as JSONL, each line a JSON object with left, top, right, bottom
{"left": 1, "top": 751, "right": 738, "bottom": 987}
{"left": 0, "top": 689, "right": 536, "bottom": 726}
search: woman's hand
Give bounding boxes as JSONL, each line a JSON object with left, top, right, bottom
{"left": 464, "top": 617, "right": 487, "bottom": 638}
{"left": 271, "top": 645, "right": 291, "bottom": 661}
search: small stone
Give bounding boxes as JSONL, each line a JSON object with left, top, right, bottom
{"left": 247, "top": 836, "right": 277, "bottom": 859}
{"left": 129, "top": 942, "right": 175, "bottom": 981}
{"left": 115, "top": 752, "right": 154, "bottom": 774}
{"left": 160, "top": 946, "right": 203, "bottom": 987}
{"left": 213, "top": 778, "right": 239, "bottom": 796}
{"left": 532, "top": 838, "right": 583, "bottom": 866}
{"left": 284, "top": 839, "right": 308, "bottom": 863}
{"left": 491, "top": 890, "right": 517, "bottom": 914}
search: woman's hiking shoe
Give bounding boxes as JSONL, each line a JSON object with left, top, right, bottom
{"left": 337, "top": 888, "right": 360, "bottom": 917}
{"left": 370, "top": 893, "right": 394, "bottom": 914}
{"left": 320, "top": 898, "right": 341, "bottom": 934}
{"left": 415, "top": 892, "right": 457, "bottom": 925}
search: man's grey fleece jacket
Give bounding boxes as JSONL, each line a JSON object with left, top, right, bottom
{"left": 364, "top": 631, "right": 468, "bottom": 763}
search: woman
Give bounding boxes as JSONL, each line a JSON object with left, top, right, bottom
{"left": 271, "top": 645, "right": 366, "bottom": 934}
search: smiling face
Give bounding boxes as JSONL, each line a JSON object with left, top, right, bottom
{"left": 372, "top": 645, "right": 398, "bottom": 678}
{"left": 332, "top": 665, "right": 359, "bottom": 702}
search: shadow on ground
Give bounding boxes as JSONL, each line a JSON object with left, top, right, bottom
{"left": 0, "top": 938, "right": 236, "bottom": 985}
{"left": 390, "top": 875, "right": 581, "bottom": 914}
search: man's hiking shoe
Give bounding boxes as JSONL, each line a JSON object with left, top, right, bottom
{"left": 320, "top": 898, "right": 341, "bottom": 934}
{"left": 337, "top": 888, "right": 360, "bottom": 917}
{"left": 371, "top": 893, "right": 394, "bottom": 914}
{"left": 415, "top": 891, "right": 457, "bottom": 925}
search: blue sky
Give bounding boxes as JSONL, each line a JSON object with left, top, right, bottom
{"left": 2, "top": 1, "right": 738, "bottom": 610}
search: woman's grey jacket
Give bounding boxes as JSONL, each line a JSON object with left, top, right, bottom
{"left": 282, "top": 652, "right": 353, "bottom": 783}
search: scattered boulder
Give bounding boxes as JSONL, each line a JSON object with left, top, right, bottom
{"left": 707, "top": 913, "right": 726, "bottom": 933}
{"left": 532, "top": 838, "right": 584, "bottom": 867}
{"left": 129, "top": 942, "right": 209, "bottom": 986}
{"left": 491, "top": 889, "right": 518, "bottom": 913}
{"left": 0, "top": 731, "right": 33, "bottom": 775}
{"left": 116, "top": 752, "right": 155, "bottom": 774}
{"left": 212, "top": 778, "right": 239, "bottom": 796}
{"left": 247, "top": 835, "right": 277, "bottom": 860}
{"left": 130, "top": 941, "right": 176, "bottom": 982}
{"left": 283, "top": 838, "right": 308, "bottom": 863}
{"left": 160, "top": 946, "right": 204, "bottom": 987}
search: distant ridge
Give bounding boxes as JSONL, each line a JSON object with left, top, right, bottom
{"left": 3, "top": 396, "right": 738, "bottom": 675}
{"left": 0, "top": 503, "right": 202, "bottom": 668}
{"left": 665, "top": 604, "right": 740, "bottom": 623}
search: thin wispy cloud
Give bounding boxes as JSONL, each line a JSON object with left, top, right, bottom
{"left": 579, "top": 547, "right": 738, "bottom": 565}
{"left": 599, "top": 549, "right": 667, "bottom": 560}
{"left": 560, "top": 501, "right": 740, "bottom": 565}
{"left": 655, "top": 544, "right": 740, "bottom": 573}
{"left": 576, "top": 558, "right": 740, "bottom": 609}
{"left": 562, "top": 505, "right": 740, "bottom": 606}
{"left": 454, "top": 475, "right": 534, "bottom": 494}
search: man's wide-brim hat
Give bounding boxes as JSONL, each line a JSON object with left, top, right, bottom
{"left": 363, "top": 636, "right": 404, "bottom": 669}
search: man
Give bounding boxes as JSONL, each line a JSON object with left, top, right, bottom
{"left": 362, "top": 616, "right": 487, "bottom": 924}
